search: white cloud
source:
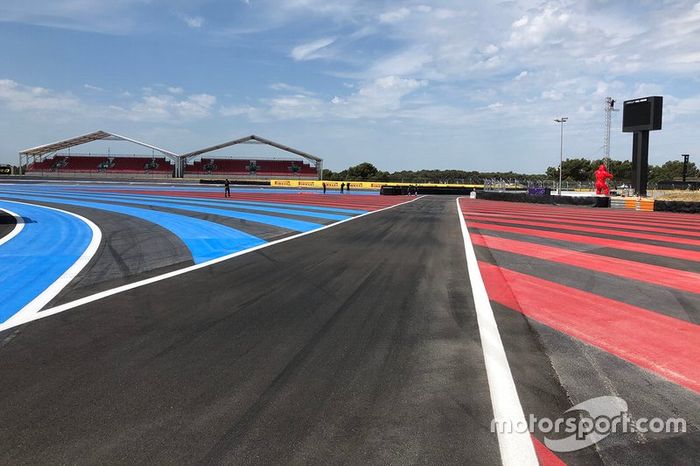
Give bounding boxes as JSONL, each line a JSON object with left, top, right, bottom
{"left": 167, "top": 86, "right": 184, "bottom": 94}
{"left": 129, "top": 93, "right": 216, "bottom": 121}
{"left": 506, "top": 6, "right": 571, "bottom": 48}
{"left": 379, "top": 7, "right": 411, "bottom": 23}
{"left": 181, "top": 15, "right": 204, "bottom": 28}
{"left": 290, "top": 37, "right": 336, "bottom": 61}
{"left": 222, "top": 75, "right": 427, "bottom": 122}
{"left": 83, "top": 84, "right": 104, "bottom": 92}
{"left": 0, "top": 79, "right": 81, "bottom": 112}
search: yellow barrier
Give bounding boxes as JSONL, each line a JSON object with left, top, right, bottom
{"left": 624, "top": 199, "right": 637, "bottom": 209}
{"left": 270, "top": 180, "right": 484, "bottom": 190}
{"left": 612, "top": 197, "right": 655, "bottom": 211}
{"left": 638, "top": 199, "right": 655, "bottom": 212}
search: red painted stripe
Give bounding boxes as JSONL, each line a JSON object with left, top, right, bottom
{"left": 463, "top": 211, "right": 700, "bottom": 238}
{"left": 92, "top": 189, "right": 411, "bottom": 211}
{"left": 471, "top": 234, "right": 700, "bottom": 294}
{"left": 463, "top": 200, "right": 700, "bottom": 226}
{"left": 532, "top": 435, "right": 567, "bottom": 466}
{"left": 464, "top": 214, "right": 700, "bottom": 247}
{"left": 465, "top": 203, "right": 700, "bottom": 230}
{"left": 465, "top": 208, "right": 700, "bottom": 231}
{"left": 478, "top": 261, "right": 700, "bottom": 393}
{"left": 466, "top": 221, "right": 700, "bottom": 262}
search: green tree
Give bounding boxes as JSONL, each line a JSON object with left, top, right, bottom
{"left": 649, "top": 160, "right": 699, "bottom": 183}
{"left": 346, "top": 162, "right": 379, "bottom": 180}
{"left": 545, "top": 158, "right": 592, "bottom": 181}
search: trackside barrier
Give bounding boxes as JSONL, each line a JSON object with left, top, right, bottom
{"left": 475, "top": 191, "right": 610, "bottom": 207}
{"left": 654, "top": 200, "right": 700, "bottom": 214}
{"left": 611, "top": 197, "right": 656, "bottom": 211}
{"left": 610, "top": 198, "right": 626, "bottom": 209}
{"left": 270, "top": 179, "right": 484, "bottom": 190}
{"left": 638, "top": 198, "right": 655, "bottom": 212}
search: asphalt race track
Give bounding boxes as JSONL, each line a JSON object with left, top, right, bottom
{"left": 0, "top": 183, "right": 698, "bottom": 465}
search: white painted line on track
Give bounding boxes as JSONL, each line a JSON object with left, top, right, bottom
{"left": 456, "top": 197, "right": 538, "bottom": 466}
{"left": 0, "top": 195, "right": 425, "bottom": 332}
{"left": 0, "top": 208, "right": 25, "bottom": 247}
{"left": 0, "top": 201, "right": 102, "bottom": 331}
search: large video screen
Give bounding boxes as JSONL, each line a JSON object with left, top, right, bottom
{"left": 622, "top": 96, "right": 662, "bottom": 132}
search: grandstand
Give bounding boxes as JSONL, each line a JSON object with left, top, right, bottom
{"left": 19, "top": 131, "right": 323, "bottom": 180}
{"left": 26, "top": 154, "right": 174, "bottom": 176}
{"left": 185, "top": 157, "right": 318, "bottom": 178}
{"left": 19, "top": 130, "right": 180, "bottom": 178}
{"left": 181, "top": 135, "right": 322, "bottom": 180}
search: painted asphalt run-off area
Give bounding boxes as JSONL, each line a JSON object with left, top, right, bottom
{"left": 0, "top": 182, "right": 698, "bottom": 465}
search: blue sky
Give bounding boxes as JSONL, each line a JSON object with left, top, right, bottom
{"left": 1, "top": 0, "right": 699, "bottom": 172}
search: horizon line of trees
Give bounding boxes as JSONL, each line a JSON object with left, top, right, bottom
{"left": 322, "top": 158, "right": 699, "bottom": 185}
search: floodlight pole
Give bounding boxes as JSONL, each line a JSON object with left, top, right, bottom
{"left": 554, "top": 117, "right": 568, "bottom": 196}
{"left": 682, "top": 154, "right": 690, "bottom": 183}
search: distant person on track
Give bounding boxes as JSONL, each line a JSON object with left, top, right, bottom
{"left": 224, "top": 179, "right": 231, "bottom": 198}
{"left": 340, "top": 182, "right": 345, "bottom": 194}
{"left": 346, "top": 182, "right": 350, "bottom": 192}
{"left": 322, "top": 182, "right": 327, "bottom": 194}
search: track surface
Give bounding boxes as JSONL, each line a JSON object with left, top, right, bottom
{"left": 0, "top": 186, "right": 698, "bottom": 465}
{"left": 0, "top": 184, "right": 402, "bottom": 324}
{"left": 0, "top": 195, "right": 503, "bottom": 464}
{"left": 461, "top": 199, "right": 699, "bottom": 465}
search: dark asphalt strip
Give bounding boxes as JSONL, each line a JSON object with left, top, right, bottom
{"left": 0, "top": 190, "right": 314, "bottom": 238}
{"left": 466, "top": 218, "right": 700, "bottom": 253}
{"left": 5, "top": 200, "right": 195, "bottom": 308}
{"left": 0, "top": 196, "right": 501, "bottom": 465}
{"left": 474, "top": 246, "right": 700, "bottom": 324}
{"left": 469, "top": 227, "right": 700, "bottom": 273}
{"left": 124, "top": 203, "right": 301, "bottom": 239}
{"left": 493, "top": 304, "right": 700, "bottom": 466}
{"left": 464, "top": 213, "right": 700, "bottom": 240}
{"left": 0, "top": 209, "right": 17, "bottom": 240}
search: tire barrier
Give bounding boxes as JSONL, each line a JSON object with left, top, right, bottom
{"left": 200, "top": 179, "right": 271, "bottom": 186}
{"left": 380, "top": 186, "right": 409, "bottom": 195}
{"left": 654, "top": 200, "right": 700, "bottom": 214}
{"left": 475, "top": 191, "right": 610, "bottom": 207}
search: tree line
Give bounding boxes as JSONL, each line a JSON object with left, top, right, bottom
{"left": 322, "top": 159, "right": 699, "bottom": 185}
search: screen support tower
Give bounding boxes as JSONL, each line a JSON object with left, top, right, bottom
{"left": 622, "top": 96, "right": 663, "bottom": 197}
{"left": 603, "top": 97, "right": 618, "bottom": 168}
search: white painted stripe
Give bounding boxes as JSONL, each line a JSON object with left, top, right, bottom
{"left": 0, "top": 208, "right": 25, "bottom": 247}
{"left": 0, "top": 196, "right": 424, "bottom": 332}
{"left": 0, "top": 201, "right": 102, "bottom": 330}
{"left": 456, "top": 197, "right": 538, "bottom": 466}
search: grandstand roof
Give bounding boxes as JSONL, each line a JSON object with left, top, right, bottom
{"left": 181, "top": 135, "right": 322, "bottom": 164}
{"left": 19, "top": 130, "right": 179, "bottom": 160}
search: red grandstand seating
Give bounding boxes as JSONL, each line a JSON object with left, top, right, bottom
{"left": 27, "top": 154, "right": 173, "bottom": 174}
{"left": 186, "top": 158, "right": 317, "bottom": 177}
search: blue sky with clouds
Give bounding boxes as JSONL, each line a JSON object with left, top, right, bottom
{"left": 1, "top": 0, "right": 699, "bottom": 172}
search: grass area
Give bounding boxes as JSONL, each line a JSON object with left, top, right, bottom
{"left": 654, "top": 190, "right": 700, "bottom": 201}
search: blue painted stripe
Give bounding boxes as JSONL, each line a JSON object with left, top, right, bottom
{"left": 0, "top": 193, "right": 265, "bottom": 264}
{"left": 0, "top": 201, "right": 92, "bottom": 323}
{"left": 59, "top": 191, "right": 351, "bottom": 221}
{"left": 60, "top": 188, "right": 369, "bottom": 215}
{"left": 2, "top": 186, "right": 370, "bottom": 214}
{"left": 1, "top": 191, "right": 324, "bottom": 232}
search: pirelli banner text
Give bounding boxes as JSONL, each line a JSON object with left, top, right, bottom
{"left": 270, "top": 180, "right": 482, "bottom": 190}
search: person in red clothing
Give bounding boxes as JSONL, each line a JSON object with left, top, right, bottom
{"left": 594, "top": 164, "right": 613, "bottom": 195}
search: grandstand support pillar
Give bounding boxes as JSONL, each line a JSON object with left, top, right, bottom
{"left": 177, "top": 157, "right": 184, "bottom": 178}
{"left": 318, "top": 160, "right": 323, "bottom": 180}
